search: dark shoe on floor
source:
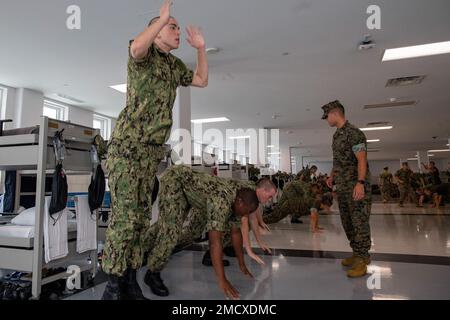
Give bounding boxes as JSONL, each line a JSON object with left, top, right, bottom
{"left": 123, "top": 269, "right": 149, "bottom": 300}
{"left": 223, "top": 246, "right": 236, "bottom": 258}
{"left": 144, "top": 271, "right": 169, "bottom": 297}
{"left": 101, "top": 274, "right": 126, "bottom": 300}
{"left": 290, "top": 217, "right": 303, "bottom": 224}
{"left": 202, "top": 250, "right": 230, "bottom": 267}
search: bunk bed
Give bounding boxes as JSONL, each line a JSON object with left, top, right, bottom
{"left": 0, "top": 116, "right": 100, "bottom": 299}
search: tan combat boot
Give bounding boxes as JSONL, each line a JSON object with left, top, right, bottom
{"left": 342, "top": 255, "right": 371, "bottom": 267}
{"left": 341, "top": 255, "right": 357, "bottom": 267}
{"left": 347, "top": 257, "right": 368, "bottom": 278}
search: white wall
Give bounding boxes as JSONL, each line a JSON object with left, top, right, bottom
{"left": 1, "top": 84, "right": 17, "bottom": 130}
{"left": 69, "top": 105, "right": 94, "bottom": 127}
{"left": 14, "top": 88, "right": 44, "bottom": 128}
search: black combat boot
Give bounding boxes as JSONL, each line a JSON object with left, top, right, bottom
{"left": 223, "top": 246, "right": 236, "bottom": 257}
{"left": 202, "top": 250, "right": 230, "bottom": 267}
{"left": 290, "top": 217, "right": 303, "bottom": 224}
{"left": 144, "top": 271, "right": 169, "bottom": 297}
{"left": 123, "top": 268, "right": 150, "bottom": 300}
{"left": 101, "top": 274, "right": 125, "bottom": 300}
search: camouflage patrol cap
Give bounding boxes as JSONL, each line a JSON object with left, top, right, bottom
{"left": 321, "top": 100, "right": 345, "bottom": 119}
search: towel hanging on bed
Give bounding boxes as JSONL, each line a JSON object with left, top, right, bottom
{"left": 75, "top": 195, "right": 97, "bottom": 253}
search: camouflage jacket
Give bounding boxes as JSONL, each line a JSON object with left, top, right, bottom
{"left": 332, "top": 121, "right": 370, "bottom": 185}
{"left": 108, "top": 42, "right": 194, "bottom": 159}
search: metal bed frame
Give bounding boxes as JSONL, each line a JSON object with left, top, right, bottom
{"left": 0, "top": 116, "right": 100, "bottom": 299}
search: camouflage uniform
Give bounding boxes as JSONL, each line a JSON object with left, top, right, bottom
{"left": 263, "top": 180, "right": 319, "bottom": 224}
{"left": 379, "top": 171, "right": 393, "bottom": 202}
{"left": 102, "top": 42, "right": 194, "bottom": 276}
{"left": 332, "top": 121, "right": 372, "bottom": 259}
{"left": 144, "top": 165, "right": 245, "bottom": 273}
{"left": 395, "top": 168, "right": 415, "bottom": 205}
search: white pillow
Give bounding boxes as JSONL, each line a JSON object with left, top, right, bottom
{"left": 0, "top": 194, "right": 4, "bottom": 213}
{"left": 11, "top": 206, "right": 73, "bottom": 226}
{"left": 11, "top": 207, "right": 36, "bottom": 226}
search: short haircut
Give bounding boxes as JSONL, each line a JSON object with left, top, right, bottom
{"left": 384, "top": 167, "right": 389, "bottom": 170}
{"left": 236, "top": 188, "right": 259, "bottom": 213}
{"left": 311, "top": 165, "right": 318, "bottom": 170}
{"left": 148, "top": 16, "right": 176, "bottom": 27}
{"left": 256, "top": 178, "right": 277, "bottom": 191}
{"left": 430, "top": 161, "right": 435, "bottom": 165}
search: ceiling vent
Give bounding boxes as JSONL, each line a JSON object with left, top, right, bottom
{"left": 363, "top": 100, "right": 417, "bottom": 109}
{"left": 386, "top": 75, "right": 426, "bottom": 87}
{"left": 368, "top": 149, "right": 380, "bottom": 153}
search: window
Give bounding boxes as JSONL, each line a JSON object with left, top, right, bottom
{"left": 0, "top": 86, "right": 6, "bottom": 120}
{"left": 43, "top": 100, "right": 68, "bottom": 121}
{"left": 0, "top": 86, "right": 7, "bottom": 194}
{"left": 93, "top": 114, "right": 111, "bottom": 139}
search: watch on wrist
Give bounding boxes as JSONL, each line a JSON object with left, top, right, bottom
{"left": 358, "top": 180, "right": 365, "bottom": 185}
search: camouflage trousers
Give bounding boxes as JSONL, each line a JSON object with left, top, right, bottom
{"left": 144, "top": 175, "right": 209, "bottom": 272}
{"left": 337, "top": 182, "right": 372, "bottom": 259}
{"left": 399, "top": 186, "right": 416, "bottom": 204}
{"left": 102, "top": 146, "right": 166, "bottom": 276}
{"left": 262, "top": 203, "right": 308, "bottom": 225}
{"left": 380, "top": 186, "right": 391, "bottom": 202}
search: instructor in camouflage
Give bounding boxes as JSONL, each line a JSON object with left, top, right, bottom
{"left": 322, "top": 100, "right": 372, "bottom": 278}
{"left": 102, "top": 0, "right": 208, "bottom": 300}
{"left": 379, "top": 167, "right": 394, "bottom": 203}
{"left": 395, "top": 162, "right": 416, "bottom": 207}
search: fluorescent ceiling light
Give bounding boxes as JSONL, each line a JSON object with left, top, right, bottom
{"left": 360, "top": 126, "right": 393, "bottom": 131}
{"left": 407, "top": 158, "right": 418, "bottom": 161}
{"left": 428, "top": 149, "right": 450, "bottom": 153}
{"left": 428, "top": 154, "right": 435, "bottom": 157}
{"left": 228, "top": 136, "right": 251, "bottom": 140}
{"left": 367, "top": 139, "right": 381, "bottom": 143}
{"left": 110, "top": 84, "right": 127, "bottom": 93}
{"left": 191, "top": 117, "right": 230, "bottom": 124}
{"left": 268, "top": 152, "right": 281, "bottom": 155}
{"left": 267, "top": 145, "right": 275, "bottom": 148}
{"left": 382, "top": 41, "right": 450, "bottom": 62}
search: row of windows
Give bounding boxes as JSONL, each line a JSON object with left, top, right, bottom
{"left": 42, "top": 100, "right": 111, "bottom": 139}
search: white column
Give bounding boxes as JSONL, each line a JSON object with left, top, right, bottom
{"left": 169, "top": 87, "right": 192, "bottom": 164}
{"left": 172, "top": 87, "right": 191, "bottom": 134}
{"left": 14, "top": 88, "right": 44, "bottom": 128}
{"left": 416, "top": 151, "right": 429, "bottom": 173}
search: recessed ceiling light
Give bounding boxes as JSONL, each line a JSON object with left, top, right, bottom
{"left": 367, "top": 139, "right": 381, "bottom": 143}
{"left": 191, "top": 117, "right": 230, "bottom": 124}
{"left": 428, "top": 149, "right": 450, "bottom": 153}
{"left": 267, "top": 145, "right": 275, "bottom": 148}
{"left": 282, "top": 52, "right": 290, "bottom": 56}
{"left": 360, "top": 126, "right": 393, "bottom": 131}
{"left": 228, "top": 136, "right": 251, "bottom": 140}
{"left": 382, "top": 41, "right": 450, "bottom": 61}
{"left": 407, "top": 158, "right": 418, "bottom": 161}
{"left": 110, "top": 84, "right": 127, "bottom": 93}
{"left": 428, "top": 154, "right": 435, "bottom": 157}
{"left": 268, "top": 152, "right": 280, "bottom": 155}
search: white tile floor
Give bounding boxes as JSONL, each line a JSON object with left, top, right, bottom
{"left": 67, "top": 201, "right": 450, "bottom": 300}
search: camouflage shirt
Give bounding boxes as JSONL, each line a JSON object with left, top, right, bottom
{"left": 395, "top": 168, "right": 413, "bottom": 185}
{"left": 162, "top": 166, "right": 251, "bottom": 232}
{"left": 379, "top": 171, "right": 393, "bottom": 186}
{"left": 108, "top": 42, "right": 194, "bottom": 159}
{"left": 332, "top": 121, "right": 370, "bottom": 185}
{"left": 278, "top": 180, "right": 319, "bottom": 213}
